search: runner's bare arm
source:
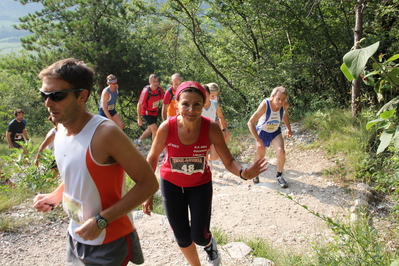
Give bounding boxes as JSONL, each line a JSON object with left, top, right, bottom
{"left": 100, "top": 89, "right": 112, "bottom": 120}
{"left": 23, "top": 129, "right": 29, "bottom": 140}
{"left": 216, "top": 103, "right": 228, "bottom": 130}
{"left": 248, "top": 100, "right": 266, "bottom": 143}
{"left": 6, "top": 131, "right": 13, "bottom": 148}
{"left": 141, "top": 121, "right": 168, "bottom": 215}
{"left": 162, "top": 103, "right": 168, "bottom": 121}
{"left": 283, "top": 102, "right": 292, "bottom": 138}
{"left": 75, "top": 121, "right": 159, "bottom": 240}
{"left": 137, "top": 102, "right": 143, "bottom": 126}
{"left": 147, "top": 121, "right": 168, "bottom": 171}
{"left": 35, "top": 129, "right": 56, "bottom": 166}
{"left": 33, "top": 183, "right": 64, "bottom": 212}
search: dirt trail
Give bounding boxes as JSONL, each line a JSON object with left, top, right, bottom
{"left": 0, "top": 123, "right": 353, "bottom": 265}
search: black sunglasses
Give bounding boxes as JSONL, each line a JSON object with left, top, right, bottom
{"left": 40, "top": 88, "right": 84, "bottom": 102}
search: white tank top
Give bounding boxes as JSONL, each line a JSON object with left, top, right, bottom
{"left": 55, "top": 115, "right": 134, "bottom": 245}
{"left": 256, "top": 99, "right": 284, "bottom": 133}
{"left": 202, "top": 100, "right": 217, "bottom": 121}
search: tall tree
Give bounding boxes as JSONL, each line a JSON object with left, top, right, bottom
{"left": 15, "top": 0, "right": 157, "bottom": 98}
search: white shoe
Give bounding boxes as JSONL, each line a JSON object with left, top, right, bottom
{"left": 133, "top": 139, "right": 142, "bottom": 146}
{"left": 204, "top": 238, "right": 220, "bottom": 266}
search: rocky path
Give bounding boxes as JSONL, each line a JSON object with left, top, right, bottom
{"left": 0, "top": 123, "right": 354, "bottom": 265}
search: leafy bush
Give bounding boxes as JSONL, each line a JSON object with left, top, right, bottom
{"left": 1, "top": 142, "right": 60, "bottom": 193}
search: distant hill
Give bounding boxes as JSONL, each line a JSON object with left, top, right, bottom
{"left": 0, "top": 0, "right": 42, "bottom": 21}
{"left": 0, "top": 0, "right": 43, "bottom": 55}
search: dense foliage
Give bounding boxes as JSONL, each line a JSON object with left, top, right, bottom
{"left": 0, "top": 0, "right": 398, "bottom": 144}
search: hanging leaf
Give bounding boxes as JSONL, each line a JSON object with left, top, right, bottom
{"left": 388, "top": 68, "right": 399, "bottom": 85}
{"left": 343, "top": 42, "right": 380, "bottom": 79}
{"left": 377, "top": 96, "right": 399, "bottom": 115}
{"left": 380, "top": 108, "right": 396, "bottom": 119}
{"left": 366, "top": 118, "right": 384, "bottom": 130}
{"left": 387, "top": 54, "right": 399, "bottom": 63}
{"left": 377, "top": 131, "right": 393, "bottom": 154}
{"left": 340, "top": 63, "right": 354, "bottom": 82}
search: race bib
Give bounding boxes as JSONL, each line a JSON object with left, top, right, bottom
{"left": 14, "top": 133, "right": 23, "bottom": 140}
{"left": 152, "top": 100, "right": 161, "bottom": 109}
{"left": 260, "top": 120, "right": 280, "bottom": 132}
{"left": 170, "top": 156, "right": 205, "bottom": 175}
{"left": 107, "top": 104, "right": 115, "bottom": 110}
{"left": 63, "top": 193, "right": 84, "bottom": 225}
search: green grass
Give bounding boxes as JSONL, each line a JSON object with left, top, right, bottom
{"left": 301, "top": 109, "right": 373, "bottom": 181}
{"left": 211, "top": 227, "right": 229, "bottom": 246}
{"left": 0, "top": 187, "right": 36, "bottom": 231}
{"left": 0, "top": 189, "right": 28, "bottom": 213}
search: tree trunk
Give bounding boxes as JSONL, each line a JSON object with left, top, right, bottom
{"left": 352, "top": 0, "right": 365, "bottom": 117}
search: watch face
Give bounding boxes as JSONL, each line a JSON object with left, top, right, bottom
{"left": 98, "top": 219, "right": 108, "bottom": 229}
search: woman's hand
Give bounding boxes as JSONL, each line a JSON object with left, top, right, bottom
{"left": 242, "top": 158, "right": 268, "bottom": 180}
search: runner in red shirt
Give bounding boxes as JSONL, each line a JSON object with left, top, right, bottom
{"left": 143, "top": 82, "right": 268, "bottom": 266}
{"left": 135, "top": 74, "right": 164, "bottom": 145}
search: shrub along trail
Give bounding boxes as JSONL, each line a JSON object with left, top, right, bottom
{"left": 1, "top": 123, "right": 355, "bottom": 265}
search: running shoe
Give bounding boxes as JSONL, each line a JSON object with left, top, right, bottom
{"left": 277, "top": 176, "right": 288, "bottom": 188}
{"left": 133, "top": 139, "right": 142, "bottom": 146}
{"left": 204, "top": 237, "right": 220, "bottom": 266}
{"left": 253, "top": 176, "right": 259, "bottom": 184}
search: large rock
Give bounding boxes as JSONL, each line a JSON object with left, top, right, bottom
{"left": 253, "top": 257, "right": 275, "bottom": 265}
{"left": 354, "top": 198, "right": 369, "bottom": 208}
{"left": 223, "top": 242, "right": 252, "bottom": 259}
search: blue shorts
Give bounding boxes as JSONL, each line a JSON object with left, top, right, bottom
{"left": 258, "top": 127, "right": 282, "bottom": 147}
{"left": 98, "top": 108, "right": 117, "bottom": 117}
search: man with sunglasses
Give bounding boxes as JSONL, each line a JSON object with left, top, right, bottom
{"left": 98, "top": 74, "right": 125, "bottom": 129}
{"left": 33, "top": 58, "right": 159, "bottom": 266}
{"left": 6, "top": 109, "right": 29, "bottom": 150}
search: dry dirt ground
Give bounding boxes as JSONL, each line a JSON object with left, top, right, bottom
{"left": 0, "top": 123, "right": 359, "bottom": 265}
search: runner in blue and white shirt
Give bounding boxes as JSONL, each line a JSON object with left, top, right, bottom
{"left": 248, "top": 86, "right": 292, "bottom": 187}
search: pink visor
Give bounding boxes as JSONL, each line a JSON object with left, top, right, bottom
{"left": 175, "top": 82, "right": 206, "bottom": 101}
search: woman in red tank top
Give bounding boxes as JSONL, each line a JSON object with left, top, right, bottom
{"left": 143, "top": 82, "right": 268, "bottom": 266}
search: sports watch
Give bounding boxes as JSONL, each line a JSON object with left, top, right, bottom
{"left": 95, "top": 213, "right": 108, "bottom": 229}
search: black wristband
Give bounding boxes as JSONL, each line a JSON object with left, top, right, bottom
{"left": 240, "top": 168, "right": 247, "bottom": 180}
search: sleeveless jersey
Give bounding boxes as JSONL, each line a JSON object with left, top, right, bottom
{"left": 55, "top": 115, "right": 134, "bottom": 245}
{"left": 99, "top": 87, "right": 118, "bottom": 111}
{"left": 202, "top": 100, "right": 217, "bottom": 121}
{"left": 160, "top": 116, "right": 212, "bottom": 187}
{"left": 163, "top": 87, "right": 179, "bottom": 117}
{"left": 256, "top": 99, "right": 284, "bottom": 133}
{"left": 139, "top": 85, "right": 164, "bottom": 116}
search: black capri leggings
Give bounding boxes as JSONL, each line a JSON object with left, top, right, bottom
{"left": 160, "top": 178, "right": 213, "bottom": 248}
